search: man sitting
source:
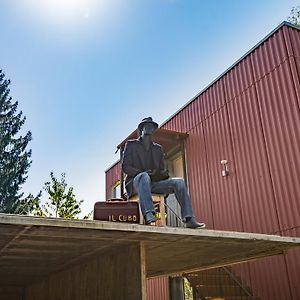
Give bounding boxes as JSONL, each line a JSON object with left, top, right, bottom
{"left": 122, "top": 117, "right": 205, "bottom": 229}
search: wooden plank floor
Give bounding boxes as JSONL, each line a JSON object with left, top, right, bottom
{"left": 0, "top": 213, "right": 299, "bottom": 286}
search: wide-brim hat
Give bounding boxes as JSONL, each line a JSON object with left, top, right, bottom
{"left": 138, "top": 117, "right": 159, "bottom": 132}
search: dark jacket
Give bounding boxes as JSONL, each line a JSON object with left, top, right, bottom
{"left": 122, "top": 138, "right": 168, "bottom": 198}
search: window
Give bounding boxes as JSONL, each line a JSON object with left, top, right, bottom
{"left": 111, "top": 181, "right": 121, "bottom": 199}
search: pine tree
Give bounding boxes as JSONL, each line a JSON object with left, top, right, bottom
{"left": 0, "top": 70, "right": 32, "bottom": 213}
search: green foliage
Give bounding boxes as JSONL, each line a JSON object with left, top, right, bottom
{"left": 15, "top": 172, "right": 89, "bottom": 219}
{"left": 0, "top": 70, "right": 32, "bottom": 213}
{"left": 184, "top": 277, "right": 193, "bottom": 300}
{"left": 287, "top": 6, "right": 300, "bottom": 25}
{"left": 14, "top": 191, "right": 44, "bottom": 216}
{"left": 83, "top": 210, "right": 93, "bottom": 220}
{"left": 43, "top": 172, "right": 83, "bottom": 218}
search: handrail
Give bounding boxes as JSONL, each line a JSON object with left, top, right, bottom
{"left": 222, "top": 266, "right": 256, "bottom": 299}
{"left": 163, "top": 200, "right": 184, "bottom": 225}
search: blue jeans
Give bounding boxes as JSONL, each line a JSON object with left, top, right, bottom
{"left": 133, "top": 172, "right": 194, "bottom": 219}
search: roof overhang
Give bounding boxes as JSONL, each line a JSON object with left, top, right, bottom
{"left": 117, "top": 128, "right": 188, "bottom": 154}
{"left": 1, "top": 213, "right": 299, "bottom": 287}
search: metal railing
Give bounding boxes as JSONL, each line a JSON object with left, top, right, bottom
{"left": 222, "top": 266, "right": 256, "bottom": 299}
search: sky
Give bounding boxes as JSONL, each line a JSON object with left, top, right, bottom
{"left": 0, "top": 0, "right": 299, "bottom": 216}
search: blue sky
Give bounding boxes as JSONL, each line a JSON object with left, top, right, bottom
{"left": 1, "top": 0, "right": 298, "bottom": 216}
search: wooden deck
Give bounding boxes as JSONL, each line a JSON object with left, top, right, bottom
{"left": 1, "top": 213, "right": 299, "bottom": 299}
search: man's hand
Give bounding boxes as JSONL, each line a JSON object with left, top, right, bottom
{"left": 159, "top": 169, "right": 169, "bottom": 180}
{"left": 160, "top": 170, "right": 168, "bottom": 176}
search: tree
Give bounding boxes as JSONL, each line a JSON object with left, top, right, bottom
{"left": 287, "top": 7, "right": 300, "bottom": 25}
{"left": 43, "top": 172, "right": 83, "bottom": 218}
{"left": 0, "top": 70, "right": 32, "bottom": 213}
{"left": 15, "top": 172, "right": 90, "bottom": 219}
{"left": 14, "top": 191, "right": 44, "bottom": 216}
{"left": 184, "top": 277, "right": 193, "bottom": 300}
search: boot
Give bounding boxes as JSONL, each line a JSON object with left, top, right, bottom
{"left": 144, "top": 212, "right": 157, "bottom": 225}
{"left": 184, "top": 217, "right": 206, "bottom": 229}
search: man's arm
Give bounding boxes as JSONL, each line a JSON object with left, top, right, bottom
{"left": 155, "top": 145, "right": 167, "bottom": 172}
{"left": 158, "top": 149, "right": 169, "bottom": 179}
{"left": 122, "top": 142, "right": 142, "bottom": 177}
{"left": 151, "top": 146, "right": 169, "bottom": 181}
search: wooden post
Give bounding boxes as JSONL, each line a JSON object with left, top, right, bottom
{"left": 140, "top": 242, "right": 147, "bottom": 300}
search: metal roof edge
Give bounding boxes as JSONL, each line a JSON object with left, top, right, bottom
{"left": 161, "top": 21, "right": 300, "bottom": 127}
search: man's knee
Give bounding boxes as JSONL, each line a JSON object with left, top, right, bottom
{"left": 174, "top": 178, "right": 186, "bottom": 190}
{"left": 135, "top": 172, "right": 151, "bottom": 184}
{"left": 133, "top": 172, "right": 151, "bottom": 195}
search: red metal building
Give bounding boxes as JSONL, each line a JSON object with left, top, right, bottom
{"left": 105, "top": 22, "right": 300, "bottom": 300}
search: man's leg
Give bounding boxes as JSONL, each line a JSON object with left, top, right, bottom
{"left": 133, "top": 172, "right": 155, "bottom": 218}
{"left": 151, "top": 178, "right": 205, "bottom": 228}
{"left": 151, "top": 178, "right": 193, "bottom": 219}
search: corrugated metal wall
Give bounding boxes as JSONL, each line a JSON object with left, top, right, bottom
{"left": 280, "top": 25, "right": 300, "bottom": 300}
{"left": 163, "top": 24, "right": 300, "bottom": 300}
{"left": 105, "top": 161, "right": 121, "bottom": 200}
{"left": 224, "top": 55, "right": 280, "bottom": 234}
{"left": 147, "top": 277, "right": 169, "bottom": 300}
{"left": 105, "top": 23, "right": 300, "bottom": 300}
{"left": 250, "top": 27, "right": 300, "bottom": 233}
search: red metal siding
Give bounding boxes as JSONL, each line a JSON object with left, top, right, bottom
{"left": 163, "top": 96, "right": 203, "bottom": 133}
{"left": 251, "top": 29, "right": 288, "bottom": 79}
{"left": 147, "top": 277, "right": 169, "bottom": 300}
{"left": 202, "top": 105, "right": 244, "bottom": 231}
{"left": 225, "top": 57, "right": 255, "bottom": 101}
{"left": 287, "top": 26, "right": 300, "bottom": 59}
{"left": 162, "top": 24, "right": 300, "bottom": 299}
{"left": 286, "top": 30, "right": 300, "bottom": 253}
{"left": 283, "top": 227, "right": 300, "bottom": 300}
{"left": 106, "top": 23, "right": 300, "bottom": 300}
{"left": 105, "top": 161, "right": 121, "bottom": 200}
{"left": 286, "top": 26, "right": 300, "bottom": 81}
{"left": 251, "top": 40, "right": 300, "bottom": 231}
{"left": 247, "top": 255, "right": 291, "bottom": 300}
{"left": 283, "top": 27, "right": 300, "bottom": 108}
{"left": 184, "top": 124, "right": 214, "bottom": 228}
{"left": 164, "top": 79, "right": 244, "bottom": 231}
{"left": 182, "top": 99, "right": 201, "bottom": 132}
{"left": 224, "top": 56, "right": 280, "bottom": 234}
{"left": 201, "top": 78, "right": 225, "bottom": 120}
{"left": 231, "top": 264, "right": 252, "bottom": 296}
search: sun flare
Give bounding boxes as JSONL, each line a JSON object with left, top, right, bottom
{"left": 22, "top": 0, "right": 106, "bottom": 25}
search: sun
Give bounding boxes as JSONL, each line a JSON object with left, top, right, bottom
{"left": 40, "top": 0, "right": 92, "bottom": 20}
{"left": 22, "top": 0, "right": 104, "bottom": 25}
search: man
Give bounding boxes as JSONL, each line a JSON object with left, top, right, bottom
{"left": 122, "top": 117, "right": 205, "bottom": 229}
